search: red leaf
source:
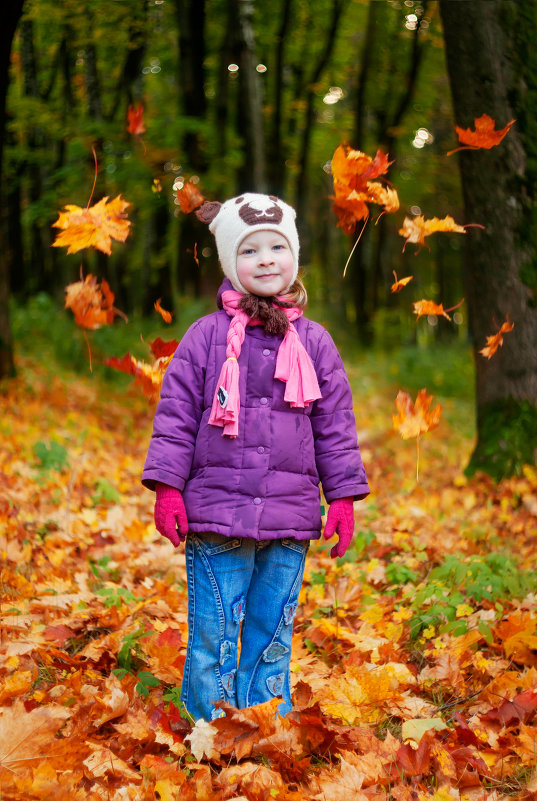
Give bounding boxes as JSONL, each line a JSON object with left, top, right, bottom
{"left": 127, "top": 104, "right": 146, "bottom": 135}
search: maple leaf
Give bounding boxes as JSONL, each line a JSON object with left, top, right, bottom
{"left": 413, "top": 298, "right": 461, "bottom": 321}
{"left": 176, "top": 180, "right": 205, "bottom": 213}
{"left": 393, "top": 389, "right": 442, "bottom": 440}
{"left": 105, "top": 336, "right": 178, "bottom": 402}
{"left": 398, "top": 215, "right": 482, "bottom": 253}
{"left": 391, "top": 271, "right": 413, "bottom": 293}
{"left": 127, "top": 103, "right": 146, "bottom": 135}
{"left": 481, "top": 688, "right": 537, "bottom": 728}
{"left": 154, "top": 298, "right": 173, "bottom": 323}
{"left": 64, "top": 274, "right": 128, "bottom": 330}
{"left": 0, "top": 699, "right": 71, "bottom": 773}
{"left": 479, "top": 315, "right": 514, "bottom": 359}
{"left": 331, "top": 144, "right": 399, "bottom": 236}
{"left": 52, "top": 195, "right": 131, "bottom": 255}
{"left": 185, "top": 718, "right": 218, "bottom": 762}
{"left": 447, "top": 113, "right": 516, "bottom": 156}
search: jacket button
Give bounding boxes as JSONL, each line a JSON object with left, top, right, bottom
{"left": 263, "top": 348, "right": 271, "bottom": 356}
{"left": 257, "top": 446, "right": 265, "bottom": 454}
{"left": 253, "top": 497, "right": 262, "bottom": 505}
{"left": 260, "top": 397, "right": 268, "bottom": 405}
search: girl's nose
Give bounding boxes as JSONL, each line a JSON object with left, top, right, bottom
{"left": 258, "top": 248, "right": 274, "bottom": 266}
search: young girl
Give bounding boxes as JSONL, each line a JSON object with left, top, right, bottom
{"left": 142, "top": 193, "right": 369, "bottom": 721}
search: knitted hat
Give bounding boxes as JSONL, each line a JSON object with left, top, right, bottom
{"left": 197, "top": 193, "right": 300, "bottom": 293}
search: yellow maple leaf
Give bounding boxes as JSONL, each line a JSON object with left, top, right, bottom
{"left": 52, "top": 195, "right": 131, "bottom": 255}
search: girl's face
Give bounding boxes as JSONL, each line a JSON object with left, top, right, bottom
{"left": 236, "top": 231, "right": 295, "bottom": 296}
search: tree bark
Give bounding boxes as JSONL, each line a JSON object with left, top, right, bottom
{"left": 0, "top": 0, "right": 25, "bottom": 379}
{"left": 440, "top": 0, "right": 537, "bottom": 478}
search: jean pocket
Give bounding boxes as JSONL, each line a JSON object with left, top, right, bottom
{"left": 281, "top": 537, "right": 309, "bottom": 554}
{"left": 201, "top": 534, "right": 242, "bottom": 555}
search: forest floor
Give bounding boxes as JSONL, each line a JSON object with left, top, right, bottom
{"left": 1, "top": 347, "right": 537, "bottom": 801}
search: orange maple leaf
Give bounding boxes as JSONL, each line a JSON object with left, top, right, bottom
{"left": 391, "top": 271, "right": 413, "bottom": 293}
{"left": 127, "top": 104, "right": 146, "bottom": 135}
{"left": 479, "top": 316, "right": 514, "bottom": 359}
{"left": 105, "top": 337, "right": 178, "bottom": 402}
{"left": 331, "top": 144, "right": 399, "bottom": 235}
{"left": 176, "top": 181, "right": 205, "bottom": 214}
{"left": 52, "top": 195, "right": 131, "bottom": 255}
{"left": 393, "top": 389, "right": 442, "bottom": 440}
{"left": 447, "top": 113, "right": 516, "bottom": 156}
{"left": 154, "top": 298, "right": 172, "bottom": 323}
{"left": 65, "top": 274, "right": 128, "bottom": 330}
{"left": 413, "top": 298, "right": 464, "bottom": 321}
{"left": 398, "top": 215, "right": 482, "bottom": 253}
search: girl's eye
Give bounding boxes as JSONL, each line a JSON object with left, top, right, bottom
{"left": 273, "top": 244, "right": 285, "bottom": 251}
{"left": 241, "top": 248, "right": 255, "bottom": 255}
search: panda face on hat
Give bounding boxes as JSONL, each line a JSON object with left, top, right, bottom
{"left": 197, "top": 193, "right": 300, "bottom": 293}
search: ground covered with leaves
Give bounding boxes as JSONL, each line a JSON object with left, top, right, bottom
{"left": 1, "top": 353, "right": 537, "bottom": 801}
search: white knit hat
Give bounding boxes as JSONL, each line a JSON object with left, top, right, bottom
{"left": 197, "top": 193, "right": 300, "bottom": 293}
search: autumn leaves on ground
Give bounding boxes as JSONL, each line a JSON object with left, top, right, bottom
{"left": 2, "top": 347, "right": 537, "bottom": 801}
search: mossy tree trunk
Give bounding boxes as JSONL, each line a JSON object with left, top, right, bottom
{"left": 440, "top": 0, "right": 537, "bottom": 479}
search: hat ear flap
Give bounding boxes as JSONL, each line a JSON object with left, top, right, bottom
{"left": 196, "top": 201, "right": 222, "bottom": 224}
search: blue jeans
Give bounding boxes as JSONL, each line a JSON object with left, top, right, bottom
{"left": 180, "top": 532, "right": 309, "bottom": 721}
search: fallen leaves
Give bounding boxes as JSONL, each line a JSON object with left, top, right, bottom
{"left": 2, "top": 358, "right": 537, "bottom": 799}
{"left": 52, "top": 195, "right": 131, "bottom": 255}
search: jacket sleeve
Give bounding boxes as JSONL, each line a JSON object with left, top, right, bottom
{"left": 309, "top": 328, "right": 369, "bottom": 503}
{"left": 141, "top": 320, "right": 208, "bottom": 492}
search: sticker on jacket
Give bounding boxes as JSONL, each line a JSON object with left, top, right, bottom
{"left": 217, "top": 386, "right": 229, "bottom": 408}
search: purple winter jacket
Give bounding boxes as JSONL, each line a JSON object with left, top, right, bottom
{"left": 142, "top": 280, "right": 369, "bottom": 540}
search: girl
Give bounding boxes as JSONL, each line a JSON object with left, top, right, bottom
{"left": 142, "top": 193, "right": 369, "bottom": 721}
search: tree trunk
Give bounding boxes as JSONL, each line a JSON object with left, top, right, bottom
{"left": 0, "top": 0, "right": 25, "bottom": 379}
{"left": 234, "top": 0, "right": 266, "bottom": 193}
{"left": 440, "top": 0, "right": 537, "bottom": 478}
{"left": 267, "top": 0, "right": 293, "bottom": 196}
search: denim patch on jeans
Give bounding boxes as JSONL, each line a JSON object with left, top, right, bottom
{"left": 180, "top": 533, "right": 309, "bottom": 721}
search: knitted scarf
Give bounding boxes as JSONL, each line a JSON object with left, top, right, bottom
{"left": 209, "top": 289, "right": 322, "bottom": 438}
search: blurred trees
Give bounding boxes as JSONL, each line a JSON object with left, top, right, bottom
{"left": 2, "top": 0, "right": 463, "bottom": 365}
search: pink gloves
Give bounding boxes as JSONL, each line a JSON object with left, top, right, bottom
{"left": 323, "top": 497, "right": 355, "bottom": 558}
{"left": 154, "top": 482, "right": 189, "bottom": 547}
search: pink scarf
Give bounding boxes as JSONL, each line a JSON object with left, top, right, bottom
{"left": 209, "top": 290, "right": 322, "bottom": 437}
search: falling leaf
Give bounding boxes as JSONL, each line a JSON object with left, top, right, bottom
{"left": 479, "top": 316, "right": 514, "bottom": 359}
{"left": 447, "top": 113, "right": 516, "bottom": 156}
{"left": 65, "top": 274, "right": 128, "bottom": 330}
{"left": 127, "top": 103, "right": 146, "bottom": 135}
{"left": 393, "top": 389, "right": 442, "bottom": 441}
{"left": 104, "top": 336, "right": 178, "bottom": 402}
{"left": 154, "top": 298, "right": 173, "bottom": 323}
{"left": 391, "top": 271, "right": 413, "bottom": 293}
{"left": 413, "top": 298, "right": 463, "bottom": 322}
{"left": 331, "top": 144, "right": 399, "bottom": 235}
{"left": 176, "top": 181, "right": 205, "bottom": 214}
{"left": 52, "top": 195, "right": 131, "bottom": 255}
{"left": 398, "top": 215, "right": 482, "bottom": 253}
{"left": 152, "top": 178, "right": 162, "bottom": 193}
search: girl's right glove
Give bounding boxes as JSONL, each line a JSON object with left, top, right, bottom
{"left": 154, "top": 482, "right": 189, "bottom": 547}
{"left": 323, "top": 497, "right": 355, "bottom": 558}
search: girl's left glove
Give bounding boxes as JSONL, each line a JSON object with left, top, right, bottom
{"left": 323, "top": 497, "right": 354, "bottom": 558}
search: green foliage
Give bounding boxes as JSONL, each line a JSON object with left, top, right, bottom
{"left": 409, "top": 551, "right": 537, "bottom": 637}
{"left": 466, "top": 398, "right": 537, "bottom": 480}
{"left": 92, "top": 478, "right": 120, "bottom": 505}
{"left": 33, "top": 439, "right": 69, "bottom": 473}
{"left": 95, "top": 585, "right": 141, "bottom": 609}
